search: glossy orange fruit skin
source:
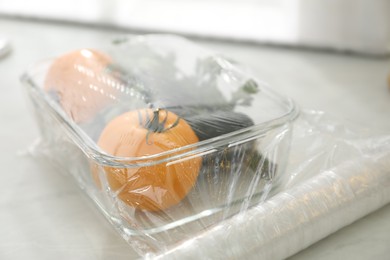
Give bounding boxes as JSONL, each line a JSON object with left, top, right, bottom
{"left": 44, "top": 49, "right": 119, "bottom": 123}
{"left": 97, "top": 109, "right": 201, "bottom": 211}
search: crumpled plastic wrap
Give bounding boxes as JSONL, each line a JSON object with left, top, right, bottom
{"left": 154, "top": 111, "right": 390, "bottom": 259}
{"left": 21, "top": 35, "right": 390, "bottom": 259}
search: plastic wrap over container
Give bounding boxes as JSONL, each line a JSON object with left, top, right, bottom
{"left": 21, "top": 35, "right": 298, "bottom": 256}
{"left": 22, "top": 35, "right": 390, "bottom": 258}
{"left": 155, "top": 111, "right": 390, "bottom": 259}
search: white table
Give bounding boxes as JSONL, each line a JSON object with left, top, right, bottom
{"left": 0, "top": 18, "right": 389, "bottom": 259}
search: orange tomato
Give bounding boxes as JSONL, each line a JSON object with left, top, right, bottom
{"left": 44, "top": 49, "right": 119, "bottom": 123}
{"left": 96, "top": 109, "right": 201, "bottom": 211}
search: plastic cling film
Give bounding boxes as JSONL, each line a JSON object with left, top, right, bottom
{"left": 151, "top": 111, "right": 390, "bottom": 259}
{"left": 22, "top": 34, "right": 297, "bottom": 256}
{"left": 154, "top": 152, "right": 390, "bottom": 259}
{"left": 25, "top": 108, "right": 390, "bottom": 258}
{"left": 44, "top": 49, "right": 121, "bottom": 123}
{"left": 21, "top": 34, "right": 390, "bottom": 258}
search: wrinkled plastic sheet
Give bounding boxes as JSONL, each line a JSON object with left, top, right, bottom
{"left": 23, "top": 35, "right": 299, "bottom": 256}
{"left": 26, "top": 110, "right": 390, "bottom": 259}
{"left": 154, "top": 111, "right": 390, "bottom": 259}
{"left": 22, "top": 35, "right": 390, "bottom": 259}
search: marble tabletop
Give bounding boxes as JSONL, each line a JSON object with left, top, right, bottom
{"left": 0, "top": 18, "right": 389, "bottom": 260}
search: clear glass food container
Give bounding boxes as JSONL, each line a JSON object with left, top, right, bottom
{"left": 21, "top": 35, "right": 298, "bottom": 255}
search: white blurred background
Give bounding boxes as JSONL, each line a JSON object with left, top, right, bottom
{"left": 0, "top": 0, "right": 389, "bottom": 55}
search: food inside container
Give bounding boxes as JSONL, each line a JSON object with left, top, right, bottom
{"left": 22, "top": 35, "right": 298, "bottom": 254}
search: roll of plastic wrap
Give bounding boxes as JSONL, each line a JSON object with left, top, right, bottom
{"left": 155, "top": 152, "right": 390, "bottom": 259}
